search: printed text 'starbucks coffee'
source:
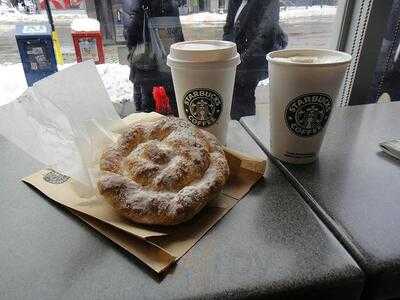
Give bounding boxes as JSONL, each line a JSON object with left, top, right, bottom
{"left": 167, "top": 40, "right": 240, "bottom": 145}
{"left": 285, "top": 93, "right": 332, "bottom": 137}
{"left": 183, "top": 88, "right": 223, "bottom": 127}
{"left": 267, "top": 49, "right": 351, "bottom": 164}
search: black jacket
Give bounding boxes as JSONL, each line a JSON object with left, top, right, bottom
{"left": 122, "top": 0, "right": 180, "bottom": 48}
{"left": 223, "top": 0, "right": 287, "bottom": 82}
{"left": 122, "top": 0, "right": 182, "bottom": 82}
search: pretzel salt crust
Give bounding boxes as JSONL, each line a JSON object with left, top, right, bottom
{"left": 97, "top": 117, "right": 229, "bottom": 225}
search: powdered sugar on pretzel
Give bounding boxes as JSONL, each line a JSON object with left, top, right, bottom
{"left": 97, "top": 117, "right": 229, "bottom": 225}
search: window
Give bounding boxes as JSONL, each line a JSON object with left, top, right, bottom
{"left": 279, "top": 0, "right": 339, "bottom": 49}
{"left": 0, "top": 0, "right": 353, "bottom": 115}
{"left": 337, "top": 0, "right": 395, "bottom": 106}
{"left": 368, "top": 0, "right": 400, "bottom": 103}
{"left": 180, "top": 0, "right": 342, "bottom": 48}
{"left": 177, "top": 0, "right": 345, "bottom": 119}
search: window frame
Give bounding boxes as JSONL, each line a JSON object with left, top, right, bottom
{"left": 336, "top": 0, "right": 394, "bottom": 106}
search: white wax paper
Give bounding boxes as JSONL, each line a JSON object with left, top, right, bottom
{"left": 0, "top": 61, "right": 121, "bottom": 187}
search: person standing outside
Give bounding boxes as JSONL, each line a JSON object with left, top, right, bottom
{"left": 122, "top": 0, "right": 183, "bottom": 113}
{"left": 223, "top": 0, "right": 287, "bottom": 120}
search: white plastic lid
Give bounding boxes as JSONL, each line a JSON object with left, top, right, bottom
{"left": 168, "top": 40, "right": 240, "bottom": 68}
{"left": 267, "top": 48, "right": 352, "bottom": 67}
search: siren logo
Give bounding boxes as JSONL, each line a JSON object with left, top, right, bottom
{"left": 183, "top": 88, "right": 223, "bottom": 128}
{"left": 285, "top": 93, "right": 333, "bottom": 137}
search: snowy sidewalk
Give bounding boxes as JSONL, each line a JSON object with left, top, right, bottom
{"left": 0, "top": 63, "right": 133, "bottom": 107}
{"left": 163, "top": 6, "right": 337, "bottom": 24}
{"left": 1, "top": 5, "right": 337, "bottom": 25}
{"left": 0, "top": 8, "right": 87, "bottom": 24}
{"left": 0, "top": 62, "right": 269, "bottom": 109}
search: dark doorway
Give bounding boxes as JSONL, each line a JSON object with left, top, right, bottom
{"left": 199, "top": 0, "right": 205, "bottom": 11}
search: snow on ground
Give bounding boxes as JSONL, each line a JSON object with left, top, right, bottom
{"left": 1, "top": 61, "right": 265, "bottom": 108}
{"left": 0, "top": 8, "right": 87, "bottom": 24}
{"left": 0, "top": 5, "right": 336, "bottom": 25}
{"left": 0, "top": 62, "right": 132, "bottom": 106}
{"left": 280, "top": 5, "right": 337, "bottom": 22}
{"left": 70, "top": 17, "right": 99, "bottom": 32}
{"left": 180, "top": 12, "right": 227, "bottom": 24}
{"left": 259, "top": 78, "right": 269, "bottom": 87}
{"left": 0, "top": 63, "right": 27, "bottom": 105}
{"left": 179, "top": 6, "right": 336, "bottom": 24}
{"left": 96, "top": 63, "right": 132, "bottom": 103}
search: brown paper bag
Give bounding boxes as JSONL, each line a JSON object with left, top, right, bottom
{"left": 22, "top": 113, "right": 266, "bottom": 274}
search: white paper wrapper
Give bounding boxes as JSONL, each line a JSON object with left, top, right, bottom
{"left": 1, "top": 60, "right": 268, "bottom": 275}
{"left": 0, "top": 61, "right": 121, "bottom": 187}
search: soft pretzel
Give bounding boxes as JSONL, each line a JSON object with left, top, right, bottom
{"left": 97, "top": 117, "right": 229, "bottom": 225}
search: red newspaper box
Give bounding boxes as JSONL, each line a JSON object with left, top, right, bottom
{"left": 72, "top": 31, "right": 105, "bottom": 64}
{"left": 71, "top": 19, "right": 105, "bottom": 64}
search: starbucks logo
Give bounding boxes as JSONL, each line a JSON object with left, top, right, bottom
{"left": 285, "top": 93, "right": 333, "bottom": 137}
{"left": 43, "top": 169, "right": 70, "bottom": 184}
{"left": 183, "top": 88, "right": 223, "bottom": 128}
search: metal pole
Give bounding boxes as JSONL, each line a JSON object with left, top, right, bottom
{"left": 44, "top": 0, "right": 55, "bottom": 32}
{"left": 44, "top": 0, "right": 64, "bottom": 64}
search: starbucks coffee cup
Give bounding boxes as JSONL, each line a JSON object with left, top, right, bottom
{"left": 167, "top": 40, "right": 240, "bottom": 145}
{"left": 267, "top": 49, "right": 351, "bottom": 164}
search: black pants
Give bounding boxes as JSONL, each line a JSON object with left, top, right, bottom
{"left": 230, "top": 80, "right": 259, "bottom": 120}
{"left": 141, "top": 80, "right": 156, "bottom": 112}
{"left": 133, "top": 82, "right": 143, "bottom": 111}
